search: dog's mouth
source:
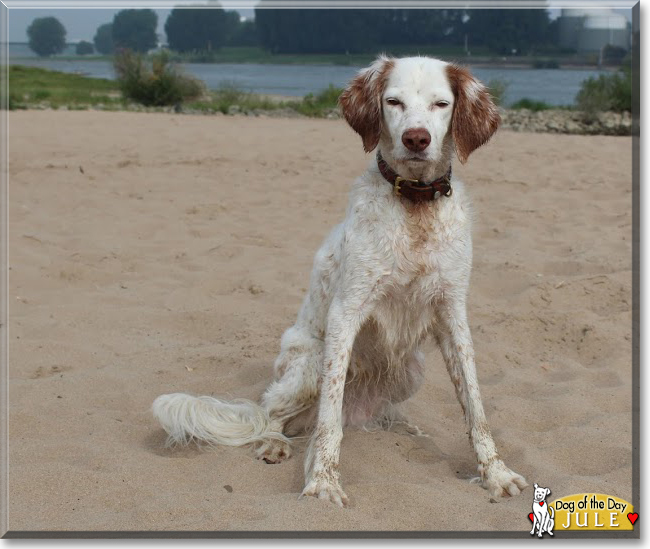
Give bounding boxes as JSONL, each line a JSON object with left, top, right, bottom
{"left": 405, "top": 156, "right": 428, "bottom": 163}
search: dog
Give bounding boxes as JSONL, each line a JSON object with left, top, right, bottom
{"left": 530, "top": 483, "right": 554, "bottom": 537}
{"left": 153, "top": 56, "right": 527, "bottom": 507}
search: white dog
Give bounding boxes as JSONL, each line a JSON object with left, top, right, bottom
{"left": 530, "top": 483, "right": 555, "bottom": 537}
{"left": 153, "top": 56, "right": 527, "bottom": 507}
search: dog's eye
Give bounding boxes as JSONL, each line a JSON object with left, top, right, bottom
{"left": 434, "top": 101, "right": 450, "bottom": 108}
{"left": 386, "top": 98, "right": 403, "bottom": 107}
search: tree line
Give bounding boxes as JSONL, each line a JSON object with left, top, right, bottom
{"left": 28, "top": 7, "right": 562, "bottom": 58}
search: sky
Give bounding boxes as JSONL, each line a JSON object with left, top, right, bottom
{"left": 7, "top": 8, "right": 255, "bottom": 42}
{"left": 6, "top": 6, "right": 633, "bottom": 44}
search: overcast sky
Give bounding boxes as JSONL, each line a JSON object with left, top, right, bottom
{"left": 8, "top": 7, "right": 632, "bottom": 43}
{"left": 8, "top": 8, "right": 255, "bottom": 42}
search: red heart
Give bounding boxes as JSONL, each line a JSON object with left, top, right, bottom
{"left": 528, "top": 513, "right": 534, "bottom": 522}
{"left": 628, "top": 513, "right": 638, "bottom": 525}
{"left": 539, "top": 502, "right": 544, "bottom": 506}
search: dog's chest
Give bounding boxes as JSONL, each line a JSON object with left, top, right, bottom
{"left": 385, "top": 199, "right": 466, "bottom": 277}
{"left": 370, "top": 277, "right": 440, "bottom": 349}
{"left": 369, "top": 207, "right": 464, "bottom": 347}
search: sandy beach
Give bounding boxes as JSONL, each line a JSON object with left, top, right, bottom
{"left": 7, "top": 110, "right": 633, "bottom": 533}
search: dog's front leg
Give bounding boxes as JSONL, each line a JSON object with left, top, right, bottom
{"left": 435, "top": 295, "right": 528, "bottom": 498}
{"left": 300, "top": 288, "right": 375, "bottom": 507}
{"left": 530, "top": 514, "right": 538, "bottom": 536}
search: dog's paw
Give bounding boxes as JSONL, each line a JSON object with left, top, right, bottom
{"left": 255, "top": 439, "right": 292, "bottom": 464}
{"left": 480, "top": 460, "right": 528, "bottom": 498}
{"left": 300, "top": 478, "right": 349, "bottom": 507}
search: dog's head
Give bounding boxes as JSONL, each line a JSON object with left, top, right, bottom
{"left": 339, "top": 56, "right": 500, "bottom": 179}
{"left": 533, "top": 483, "right": 551, "bottom": 503}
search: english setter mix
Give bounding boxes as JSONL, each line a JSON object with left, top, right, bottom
{"left": 153, "top": 56, "right": 527, "bottom": 507}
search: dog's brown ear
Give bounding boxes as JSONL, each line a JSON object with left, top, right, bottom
{"left": 445, "top": 64, "right": 500, "bottom": 164}
{"left": 339, "top": 56, "right": 395, "bottom": 153}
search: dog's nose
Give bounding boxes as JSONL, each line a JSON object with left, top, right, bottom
{"left": 402, "top": 128, "right": 431, "bottom": 152}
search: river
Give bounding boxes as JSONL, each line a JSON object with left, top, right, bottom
{"left": 8, "top": 46, "right": 609, "bottom": 107}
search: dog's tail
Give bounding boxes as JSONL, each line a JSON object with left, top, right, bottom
{"left": 152, "top": 393, "right": 287, "bottom": 448}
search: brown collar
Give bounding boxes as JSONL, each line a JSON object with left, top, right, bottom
{"left": 377, "top": 151, "right": 452, "bottom": 202}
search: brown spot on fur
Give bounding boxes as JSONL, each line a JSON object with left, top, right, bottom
{"left": 403, "top": 202, "right": 434, "bottom": 252}
{"left": 339, "top": 57, "right": 395, "bottom": 152}
{"left": 445, "top": 64, "right": 500, "bottom": 164}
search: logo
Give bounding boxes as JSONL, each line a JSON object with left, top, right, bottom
{"left": 527, "top": 486, "right": 637, "bottom": 533}
{"left": 529, "top": 483, "right": 555, "bottom": 537}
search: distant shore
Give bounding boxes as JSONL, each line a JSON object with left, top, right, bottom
{"left": 8, "top": 56, "right": 618, "bottom": 72}
{"left": 7, "top": 43, "right": 623, "bottom": 71}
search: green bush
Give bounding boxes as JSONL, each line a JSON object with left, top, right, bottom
{"left": 113, "top": 49, "right": 204, "bottom": 106}
{"left": 509, "top": 98, "right": 553, "bottom": 111}
{"left": 575, "top": 68, "right": 631, "bottom": 113}
{"left": 486, "top": 78, "right": 508, "bottom": 107}
{"left": 294, "top": 85, "right": 342, "bottom": 117}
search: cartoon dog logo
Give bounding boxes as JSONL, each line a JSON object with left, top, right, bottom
{"left": 530, "top": 483, "right": 555, "bottom": 537}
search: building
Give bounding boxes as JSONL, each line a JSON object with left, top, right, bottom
{"left": 558, "top": 9, "right": 630, "bottom": 53}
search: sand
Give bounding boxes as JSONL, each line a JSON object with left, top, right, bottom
{"left": 7, "top": 110, "right": 633, "bottom": 534}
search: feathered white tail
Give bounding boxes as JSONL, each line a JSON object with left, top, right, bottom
{"left": 152, "top": 393, "right": 287, "bottom": 448}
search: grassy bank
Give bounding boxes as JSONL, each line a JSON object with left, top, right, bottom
{"left": 8, "top": 65, "right": 122, "bottom": 109}
{"left": 6, "top": 65, "right": 342, "bottom": 116}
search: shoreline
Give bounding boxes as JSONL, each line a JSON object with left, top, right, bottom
{"left": 9, "top": 103, "right": 632, "bottom": 137}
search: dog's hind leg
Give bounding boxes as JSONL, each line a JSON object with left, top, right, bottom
{"left": 256, "top": 326, "right": 321, "bottom": 463}
{"left": 366, "top": 349, "right": 428, "bottom": 436}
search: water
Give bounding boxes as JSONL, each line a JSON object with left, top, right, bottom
{"left": 8, "top": 44, "right": 607, "bottom": 107}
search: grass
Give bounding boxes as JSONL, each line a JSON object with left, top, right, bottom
{"left": 184, "top": 82, "right": 342, "bottom": 117}
{"left": 292, "top": 85, "right": 342, "bottom": 117}
{"left": 7, "top": 65, "right": 121, "bottom": 109}
{"left": 186, "top": 81, "right": 282, "bottom": 114}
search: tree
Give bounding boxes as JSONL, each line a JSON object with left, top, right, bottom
{"left": 27, "top": 17, "right": 66, "bottom": 57}
{"left": 464, "top": 9, "right": 552, "bottom": 55}
{"left": 255, "top": 9, "right": 381, "bottom": 54}
{"left": 112, "top": 9, "right": 158, "bottom": 53}
{"left": 76, "top": 40, "right": 94, "bottom": 55}
{"left": 94, "top": 23, "right": 114, "bottom": 54}
{"left": 164, "top": 7, "right": 229, "bottom": 52}
{"left": 376, "top": 9, "right": 466, "bottom": 46}
{"left": 225, "top": 19, "right": 259, "bottom": 47}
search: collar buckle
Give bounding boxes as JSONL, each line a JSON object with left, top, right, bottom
{"left": 394, "top": 175, "right": 420, "bottom": 196}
